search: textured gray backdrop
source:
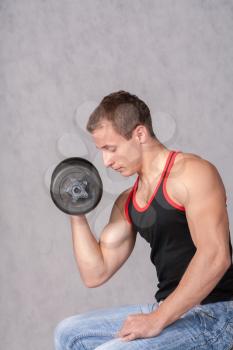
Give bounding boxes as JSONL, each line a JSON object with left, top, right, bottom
{"left": 1, "top": 1, "right": 233, "bottom": 349}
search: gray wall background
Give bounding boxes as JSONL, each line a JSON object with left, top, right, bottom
{"left": 1, "top": 1, "right": 233, "bottom": 349}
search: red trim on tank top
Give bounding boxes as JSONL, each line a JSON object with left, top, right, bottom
{"left": 124, "top": 189, "right": 133, "bottom": 224}
{"left": 163, "top": 151, "right": 186, "bottom": 211}
{"left": 132, "top": 150, "right": 175, "bottom": 212}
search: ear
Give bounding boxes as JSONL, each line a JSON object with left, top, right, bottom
{"left": 134, "top": 125, "right": 148, "bottom": 144}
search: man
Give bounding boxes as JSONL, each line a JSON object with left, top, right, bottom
{"left": 54, "top": 91, "right": 233, "bottom": 349}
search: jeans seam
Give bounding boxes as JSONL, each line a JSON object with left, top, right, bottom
{"left": 70, "top": 338, "right": 88, "bottom": 350}
{"left": 69, "top": 332, "right": 116, "bottom": 349}
{"left": 190, "top": 318, "right": 233, "bottom": 349}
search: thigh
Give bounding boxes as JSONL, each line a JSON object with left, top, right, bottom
{"left": 95, "top": 301, "right": 233, "bottom": 350}
{"left": 54, "top": 302, "right": 158, "bottom": 350}
{"left": 94, "top": 307, "right": 200, "bottom": 350}
{"left": 191, "top": 300, "right": 233, "bottom": 349}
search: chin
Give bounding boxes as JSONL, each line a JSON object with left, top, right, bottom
{"left": 122, "top": 169, "right": 134, "bottom": 177}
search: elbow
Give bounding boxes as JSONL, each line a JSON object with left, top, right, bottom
{"left": 85, "top": 283, "right": 98, "bottom": 288}
{"left": 84, "top": 274, "right": 108, "bottom": 288}
{"left": 215, "top": 254, "right": 232, "bottom": 273}
{"left": 79, "top": 274, "right": 100, "bottom": 288}
{"left": 198, "top": 248, "right": 231, "bottom": 271}
{"left": 222, "top": 256, "right": 232, "bottom": 271}
{"left": 218, "top": 249, "right": 232, "bottom": 271}
{"left": 85, "top": 280, "right": 106, "bottom": 288}
{"left": 83, "top": 278, "right": 100, "bottom": 288}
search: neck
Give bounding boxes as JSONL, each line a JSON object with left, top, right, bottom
{"left": 137, "top": 140, "right": 171, "bottom": 187}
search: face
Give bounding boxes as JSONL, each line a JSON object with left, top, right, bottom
{"left": 92, "top": 120, "right": 142, "bottom": 176}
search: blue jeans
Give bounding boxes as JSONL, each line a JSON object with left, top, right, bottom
{"left": 54, "top": 300, "right": 233, "bottom": 349}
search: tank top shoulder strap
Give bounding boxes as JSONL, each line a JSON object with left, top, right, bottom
{"left": 124, "top": 150, "right": 179, "bottom": 223}
{"left": 161, "top": 150, "right": 185, "bottom": 211}
{"left": 124, "top": 186, "right": 134, "bottom": 224}
{"left": 162, "top": 150, "right": 176, "bottom": 178}
{"left": 162, "top": 150, "right": 182, "bottom": 180}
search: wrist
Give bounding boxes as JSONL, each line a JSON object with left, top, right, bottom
{"left": 70, "top": 214, "right": 86, "bottom": 222}
{"left": 150, "top": 305, "right": 169, "bottom": 329}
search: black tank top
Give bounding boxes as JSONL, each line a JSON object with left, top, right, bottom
{"left": 124, "top": 150, "right": 233, "bottom": 305}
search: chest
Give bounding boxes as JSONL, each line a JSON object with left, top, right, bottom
{"left": 135, "top": 174, "right": 185, "bottom": 208}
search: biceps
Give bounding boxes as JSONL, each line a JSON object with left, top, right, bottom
{"left": 99, "top": 221, "right": 137, "bottom": 279}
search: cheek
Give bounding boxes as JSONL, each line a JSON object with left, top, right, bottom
{"left": 120, "top": 146, "right": 141, "bottom": 165}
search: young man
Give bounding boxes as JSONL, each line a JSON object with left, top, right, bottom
{"left": 54, "top": 91, "right": 233, "bottom": 349}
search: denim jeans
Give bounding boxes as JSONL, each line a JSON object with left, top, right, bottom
{"left": 54, "top": 300, "right": 233, "bottom": 349}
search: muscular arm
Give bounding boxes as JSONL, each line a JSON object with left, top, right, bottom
{"left": 70, "top": 188, "right": 137, "bottom": 287}
{"left": 70, "top": 214, "right": 106, "bottom": 287}
{"left": 151, "top": 158, "right": 231, "bottom": 328}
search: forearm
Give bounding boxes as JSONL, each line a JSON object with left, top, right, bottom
{"left": 70, "top": 215, "right": 105, "bottom": 286}
{"left": 153, "top": 250, "right": 230, "bottom": 328}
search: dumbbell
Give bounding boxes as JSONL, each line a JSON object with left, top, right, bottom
{"left": 50, "top": 157, "right": 103, "bottom": 215}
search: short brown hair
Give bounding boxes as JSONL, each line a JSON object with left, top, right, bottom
{"left": 86, "top": 90, "right": 156, "bottom": 140}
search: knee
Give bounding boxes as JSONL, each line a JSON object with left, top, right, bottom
{"left": 54, "top": 317, "right": 70, "bottom": 350}
{"left": 54, "top": 316, "right": 81, "bottom": 350}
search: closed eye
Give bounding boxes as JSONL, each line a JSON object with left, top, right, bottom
{"left": 106, "top": 147, "right": 116, "bottom": 152}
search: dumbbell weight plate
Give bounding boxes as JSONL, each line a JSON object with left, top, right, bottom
{"left": 50, "top": 157, "right": 103, "bottom": 215}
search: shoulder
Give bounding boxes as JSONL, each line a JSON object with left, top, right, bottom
{"left": 174, "top": 151, "right": 202, "bottom": 165}
{"left": 114, "top": 186, "right": 134, "bottom": 207}
{"left": 110, "top": 187, "right": 133, "bottom": 221}
{"left": 173, "top": 151, "right": 227, "bottom": 203}
{"left": 173, "top": 151, "right": 220, "bottom": 176}
{"left": 174, "top": 151, "right": 222, "bottom": 180}
{"left": 170, "top": 151, "right": 203, "bottom": 183}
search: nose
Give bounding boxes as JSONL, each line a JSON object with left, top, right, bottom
{"left": 102, "top": 152, "right": 114, "bottom": 168}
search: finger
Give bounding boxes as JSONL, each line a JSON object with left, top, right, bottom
{"left": 115, "top": 328, "right": 128, "bottom": 338}
{"left": 121, "top": 333, "right": 136, "bottom": 342}
{"left": 115, "top": 332, "right": 124, "bottom": 338}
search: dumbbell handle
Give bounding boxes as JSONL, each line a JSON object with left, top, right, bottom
{"left": 65, "top": 180, "right": 88, "bottom": 201}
